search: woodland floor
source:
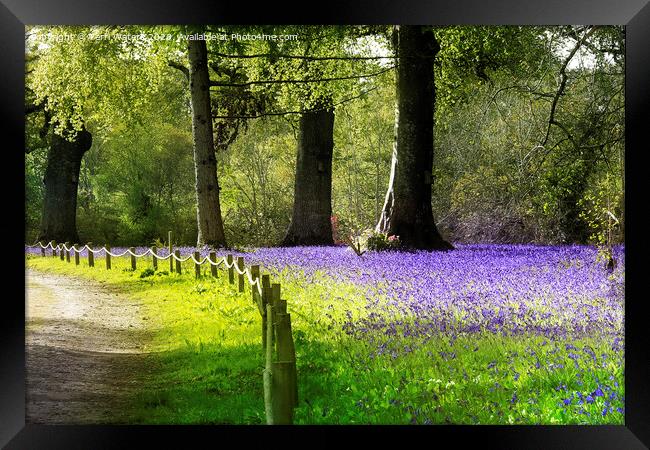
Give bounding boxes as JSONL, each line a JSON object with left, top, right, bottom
{"left": 25, "top": 269, "right": 158, "bottom": 424}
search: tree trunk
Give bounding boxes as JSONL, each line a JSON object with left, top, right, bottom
{"left": 37, "top": 126, "right": 92, "bottom": 243}
{"left": 376, "top": 25, "right": 452, "bottom": 251}
{"left": 188, "top": 38, "right": 227, "bottom": 248}
{"left": 281, "top": 107, "right": 335, "bottom": 246}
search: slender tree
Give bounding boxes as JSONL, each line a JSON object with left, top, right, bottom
{"left": 187, "top": 37, "right": 227, "bottom": 247}
{"left": 376, "top": 25, "right": 453, "bottom": 250}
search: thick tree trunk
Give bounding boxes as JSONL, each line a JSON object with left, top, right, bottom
{"left": 376, "top": 25, "right": 453, "bottom": 251}
{"left": 281, "top": 107, "right": 335, "bottom": 246}
{"left": 37, "top": 126, "right": 92, "bottom": 243}
{"left": 188, "top": 38, "right": 227, "bottom": 248}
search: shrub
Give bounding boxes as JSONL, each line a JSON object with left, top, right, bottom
{"left": 366, "top": 232, "right": 400, "bottom": 252}
{"left": 139, "top": 268, "right": 155, "bottom": 278}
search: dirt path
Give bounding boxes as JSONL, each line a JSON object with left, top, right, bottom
{"left": 25, "top": 269, "right": 157, "bottom": 424}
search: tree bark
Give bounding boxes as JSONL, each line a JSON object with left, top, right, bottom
{"left": 376, "top": 25, "right": 453, "bottom": 250}
{"left": 37, "top": 126, "right": 92, "bottom": 243}
{"left": 281, "top": 107, "right": 335, "bottom": 246}
{"left": 188, "top": 38, "right": 227, "bottom": 248}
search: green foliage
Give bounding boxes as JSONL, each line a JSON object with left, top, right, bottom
{"left": 25, "top": 153, "right": 47, "bottom": 242}
{"left": 332, "top": 74, "right": 394, "bottom": 230}
{"left": 27, "top": 26, "right": 170, "bottom": 139}
{"left": 578, "top": 175, "right": 623, "bottom": 246}
{"left": 434, "top": 26, "right": 548, "bottom": 115}
{"left": 432, "top": 26, "right": 624, "bottom": 244}
{"left": 217, "top": 117, "right": 295, "bottom": 247}
{"left": 25, "top": 25, "right": 624, "bottom": 247}
{"left": 140, "top": 268, "right": 155, "bottom": 278}
{"left": 366, "top": 232, "right": 400, "bottom": 252}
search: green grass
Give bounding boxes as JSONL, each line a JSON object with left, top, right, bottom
{"left": 26, "top": 254, "right": 624, "bottom": 424}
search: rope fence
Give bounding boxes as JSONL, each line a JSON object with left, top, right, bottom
{"left": 25, "top": 232, "right": 298, "bottom": 425}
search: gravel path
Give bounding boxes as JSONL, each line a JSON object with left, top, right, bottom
{"left": 25, "top": 269, "right": 157, "bottom": 424}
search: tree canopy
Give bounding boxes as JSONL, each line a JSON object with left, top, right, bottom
{"left": 25, "top": 25, "right": 624, "bottom": 248}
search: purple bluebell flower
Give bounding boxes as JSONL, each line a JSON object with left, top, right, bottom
{"left": 592, "top": 387, "right": 604, "bottom": 397}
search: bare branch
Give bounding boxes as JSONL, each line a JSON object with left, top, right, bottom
{"left": 542, "top": 26, "right": 600, "bottom": 147}
{"left": 211, "top": 86, "right": 378, "bottom": 119}
{"left": 212, "top": 52, "right": 394, "bottom": 61}
{"left": 209, "top": 66, "right": 395, "bottom": 88}
{"left": 168, "top": 60, "right": 189, "bottom": 80}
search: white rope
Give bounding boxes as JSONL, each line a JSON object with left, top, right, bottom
{"left": 127, "top": 248, "right": 153, "bottom": 258}
{"left": 105, "top": 249, "right": 131, "bottom": 257}
{"left": 190, "top": 253, "right": 209, "bottom": 265}
{"left": 210, "top": 257, "right": 226, "bottom": 267}
{"left": 27, "top": 242, "right": 264, "bottom": 295}
{"left": 251, "top": 275, "right": 263, "bottom": 296}
{"left": 172, "top": 253, "right": 193, "bottom": 262}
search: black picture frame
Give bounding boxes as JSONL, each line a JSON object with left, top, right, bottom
{"left": 3, "top": 0, "right": 648, "bottom": 447}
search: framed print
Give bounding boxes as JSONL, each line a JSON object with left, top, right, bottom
{"left": 2, "top": 0, "right": 649, "bottom": 447}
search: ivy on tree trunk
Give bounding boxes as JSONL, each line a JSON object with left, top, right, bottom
{"left": 376, "top": 25, "right": 453, "bottom": 251}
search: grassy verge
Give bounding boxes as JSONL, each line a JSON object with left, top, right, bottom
{"left": 26, "top": 253, "right": 624, "bottom": 424}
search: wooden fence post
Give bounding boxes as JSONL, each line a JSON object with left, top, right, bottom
{"left": 269, "top": 285, "right": 295, "bottom": 424}
{"left": 151, "top": 246, "right": 158, "bottom": 271}
{"left": 74, "top": 244, "right": 80, "bottom": 266}
{"left": 51, "top": 240, "right": 57, "bottom": 258}
{"left": 271, "top": 283, "right": 281, "bottom": 308}
{"left": 175, "top": 250, "right": 181, "bottom": 274}
{"left": 194, "top": 251, "right": 201, "bottom": 278}
{"left": 237, "top": 256, "right": 245, "bottom": 292}
{"left": 261, "top": 275, "right": 271, "bottom": 294}
{"left": 274, "top": 305, "right": 298, "bottom": 408}
{"left": 130, "top": 247, "right": 137, "bottom": 271}
{"left": 251, "top": 265, "right": 260, "bottom": 308}
{"left": 168, "top": 231, "right": 174, "bottom": 273}
{"left": 209, "top": 251, "right": 218, "bottom": 278}
{"left": 271, "top": 361, "right": 295, "bottom": 424}
{"left": 270, "top": 284, "right": 281, "bottom": 348}
{"left": 87, "top": 243, "right": 94, "bottom": 267}
{"left": 65, "top": 242, "right": 70, "bottom": 262}
{"left": 227, "top": 254, "right": 234, "bottom": 284}
{"left": 261, "top": 274, "right": 271, "bottom": 350}
{"left": 105, "top": 244, "right": 112, "bottom": 270}
{"left": 263, "top": 303, "right": 275, "bottom": 425}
